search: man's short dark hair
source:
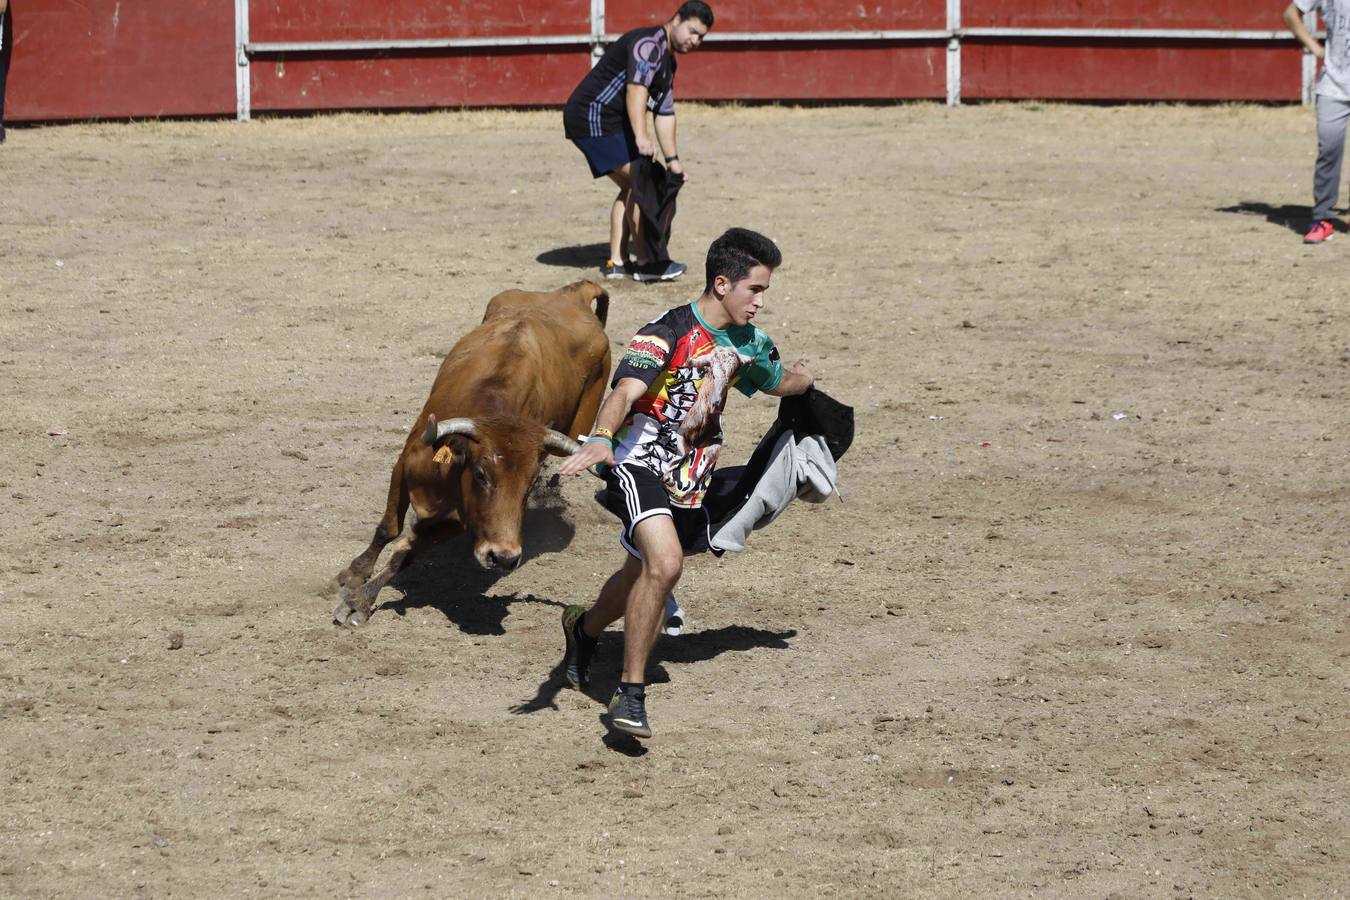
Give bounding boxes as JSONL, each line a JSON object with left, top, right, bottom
{"left": 705, "top": 227, "right": 781, "bottom": 294}
{"left": 676, "top": 2, "right": 714, "bottom": 28}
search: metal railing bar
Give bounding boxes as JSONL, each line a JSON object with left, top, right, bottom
{"left": 960, "top": 28, "right": 1296, "bottom": 40}
{"left": 245, "top": 27, "right": 1305, "bottom": 58}
{"left": 246, "top": 34, "right": 594, "bottom": 53}
{"left": 701, "top": 30, "right": 951, "bottom": 42}
{"left": 235, "top": 0, "right": 250, "bottom": 120}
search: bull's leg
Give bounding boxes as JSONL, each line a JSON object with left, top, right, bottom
{"left": 337, "top": 529, "right": 394, "bottom": 591}
{"left": 333, "top": 516, "right": 463, "bottom": 627}
{"left": 566, "top": 355, "right": 612, "bottom": 440}
{"left": 333, "top": 530, "right": 414, "bottom": 627}
{"left": 337, "top": 458, "right": 410, "bottom": 590}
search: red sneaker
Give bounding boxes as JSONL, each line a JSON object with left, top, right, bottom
{"left": 1303, "top": 220, "right": 1335, "bottom": 244}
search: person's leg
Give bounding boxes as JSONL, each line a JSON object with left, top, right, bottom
{"left": 606, "top": 164, "right": 634, "bottom": 264}
{"left": 1313, "top": 96, "right": 1350, "bottom": 223}
{"left": 582, "top": 553, "right": 642, "bottom": 637}
{"left": 565, "top": 464, "right": 682, "bottom": 723}
{"left": 625, "top": 189, "right": 645, "bottom": 264}
{"left": 619, "top": 514, "right": 683, "bottom": 684}
{"left": 598, "top": 514, "right": 682, "bottom": 738}
{"left": 610, "top": 190, "right": 629, "bottom": 261}
{"left": 561, "top": 553, "right": 638, "bottom": 691}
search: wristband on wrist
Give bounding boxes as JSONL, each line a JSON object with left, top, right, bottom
{"left": 665, "top": 155, "right": 679, "bottom": 162}
{"left": 586, "top": 435, "right": 614, "bottom": 448}
{"left": 591, "top": 426, "right": 614, "bottom": 440}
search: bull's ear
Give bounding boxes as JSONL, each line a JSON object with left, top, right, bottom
{"left": 432, "top": 435, "right": 469, "bottom": 467}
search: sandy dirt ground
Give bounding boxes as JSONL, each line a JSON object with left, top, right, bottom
{"left": 0, "top": 103, "right": 1346, "bottom": 897}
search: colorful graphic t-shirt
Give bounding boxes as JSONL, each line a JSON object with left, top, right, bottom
{"left": 610, "top": 303, "right": 784, "bottom": 508}
{"left": 1299, "top": 0, "right": 1350, "bottom": 100}
{"left": 563, "top": 25, "right": 677, "bottom": 139}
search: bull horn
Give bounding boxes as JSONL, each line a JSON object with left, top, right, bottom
{"left": 422, "top": 415, "right": 478, "bottom": 446}
{"left": 542, "top": 429, "right": 582, "bottom": 457}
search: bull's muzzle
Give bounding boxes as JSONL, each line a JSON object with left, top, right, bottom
{"left": 478, "top": 546, "right": 522, "bottom": 571}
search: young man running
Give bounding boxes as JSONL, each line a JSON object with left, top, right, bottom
{"left": 562, "top": 2, "right": 713, "bottom": 281}
{"left": 557, "top": 228, "right": 815, "bottom": 738}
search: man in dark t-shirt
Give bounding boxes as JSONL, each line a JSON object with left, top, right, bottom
{"left": 558, "top": 228, "right": 816, "bottom": 740}
{"left": 563, "top": 2, "right": 713, "bottom": 282}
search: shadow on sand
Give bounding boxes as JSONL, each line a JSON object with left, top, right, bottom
{"left": 378, "top": 501, "right": 576, "bottom": 635}
{"left": 535, "top": 242, "right": 610, "bottom": 269}
{"left": 509, "top": 625, "right": 798, "bottom": 714}
{"left": 509, "top": 624, "right": 797, "bottom": 755}
{"left": 1215, "top": 201, "right": 1334, "bottom": 235}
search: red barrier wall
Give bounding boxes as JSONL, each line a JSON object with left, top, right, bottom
{"left": 251, "top": 51, "right": 589, "bottom": 111}
{"left": 2, "top": 0, "right": 1308, "bottom": 121}
{"left": 249, "top": 0, "right": 590, "bottom": 41}
{"left": 4, "top": 1, "right": 233, "bottom": 120}
{"left": 248, "top": 0, "right": 590, "bottom": 110}
{"left": 962, "top": 0, "right": 1277, "bottom": 30}
{"left": 958, "top": 0, "right": 1298, "bottom": 101}
{"left": 963, "top": 42, "right": 1299, "bottom": 102}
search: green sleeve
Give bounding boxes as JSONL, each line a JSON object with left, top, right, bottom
{"left": 734, "top": 334, "right": 784, "bottom": 397}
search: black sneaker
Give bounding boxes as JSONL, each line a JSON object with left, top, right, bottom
{"left": 561, "top": 604, "right": 596, "bottom": 690}
{"left": 632, "top": 259, "right": 687, "bottom": 283}
{"left": 606, "top": 687, "right": 652, "bottom": 739}
{"left": 600, "top": 259, "right": 629, "bottom": 280}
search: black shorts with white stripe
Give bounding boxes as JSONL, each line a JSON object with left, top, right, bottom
{"left": 604, "top": 463, "right": 710, "bottom": 558}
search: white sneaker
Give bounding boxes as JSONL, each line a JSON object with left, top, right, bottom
{"left": 662, "top": 594, "right": 687, "bottom": 636}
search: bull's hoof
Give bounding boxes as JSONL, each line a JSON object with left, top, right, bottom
{"left": 333, "top": 595, "right": 370, "bottom": 627}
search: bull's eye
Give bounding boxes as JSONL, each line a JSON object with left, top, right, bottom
{"left": 472, "top": 467, "right": 490, "bottom": 490}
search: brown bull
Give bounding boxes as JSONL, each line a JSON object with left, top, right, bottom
{"left": 333, "top": 280, "right": 611, "bottom": 626}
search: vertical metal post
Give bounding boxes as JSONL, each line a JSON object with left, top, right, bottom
{"left": 946, "top": 0, "right": 961, "bottom": 106}
{"left": 590, "top": 0, "right": 605, "bottom": 68}
{"left": 1302, "top": 9, "right": 1317, "bottom": 106}
{"left": 235, "top": 0, "right": 251, "bottom": 120}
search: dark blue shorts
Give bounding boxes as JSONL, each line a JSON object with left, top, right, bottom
{"left": 572, "top": 130, "right": 640, "bottom": 179}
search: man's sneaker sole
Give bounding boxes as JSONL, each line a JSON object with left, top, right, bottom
{"left": 606, "top": 715, "right": 652, "bottom": 739}
{"left": 600, "top": 260, "right": 630, "bottom": 280}
{"left": 561, "top": 605, "right": 589, "bottom": 690}
{"left": 606, "top": 691, "right": 652, "bottom": 739}
{"left": 632, "top": 262, "right": 687, "bottom": 283}
{"left": 1303, "top": 221, "right": 1335, "bottom": 244}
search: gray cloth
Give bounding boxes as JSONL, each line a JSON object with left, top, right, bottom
{"left": 1299, "top": 0, "right": 1350, "bottom": 101}
{"left": 709, "top": 432, "right": 837, "bottom": 553}
{"left": 1315, "top": 94, "right": 1350, "bottom": 220}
